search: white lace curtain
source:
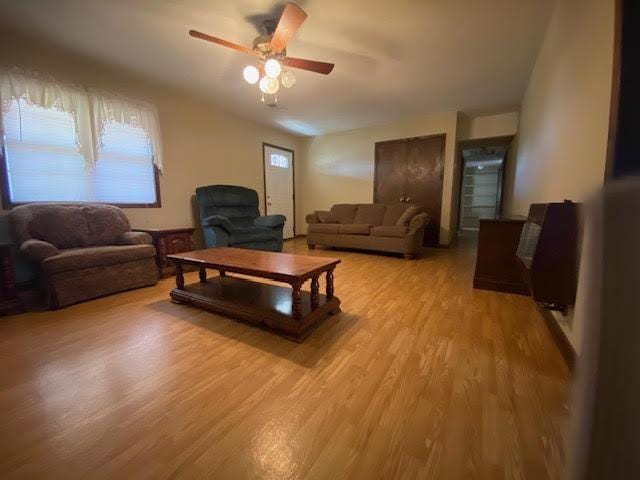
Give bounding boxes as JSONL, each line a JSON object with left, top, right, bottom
{"left": 0, "top": 68, "right": 164, "bottom": 172}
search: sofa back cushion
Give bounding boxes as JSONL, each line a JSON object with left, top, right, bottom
{"left": 382, "top": 203, "right": 410, "bottom": 226}
{"left": 329, "top": 204, "right": 358, "bottom": 224}
{"left": 353, "top": 204, "right": 386, "bottom": 226}
{"left": 9, "top": 203, "right": 132, "bottom": 249}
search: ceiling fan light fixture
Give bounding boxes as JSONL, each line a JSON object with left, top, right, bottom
{"left": 242, "top": 65, "right": 259, "bottom": 84}
{"left": 281, "top": 70, "right": 296, "bottom": 88}
{"left": 264, "top": 58, "right": 282, "bottom": 78}
{"left": 259, "top": 76, "right": 280, "bottom": 95}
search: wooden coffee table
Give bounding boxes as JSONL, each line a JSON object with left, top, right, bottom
{"left": 167, "top": 247, "right": 341, "bottom": 341}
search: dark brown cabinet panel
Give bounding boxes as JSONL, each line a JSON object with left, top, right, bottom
{"left": 374, "top": 134, "right": 445, "bottom": 246}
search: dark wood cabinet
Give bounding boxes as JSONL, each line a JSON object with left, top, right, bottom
{"left": 133, "top": 228, "right": 196, "bottom": 278}
{"left": 473, "top": 217, "right": 529, "bottom": 295}
{"left": 374, "top": 134, "right": 445, "bottom": 246}
{"left": 0, "top": 244, "right": 23, "bottom": 315}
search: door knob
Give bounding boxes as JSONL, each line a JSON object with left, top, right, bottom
{"left": 406, "top": 197, "right": 411, "bottom": 203}
{"left": 399, "top": 197, "right": 405, "bottom": 202}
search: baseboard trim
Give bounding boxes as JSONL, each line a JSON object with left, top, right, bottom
{"left": 538, "top": 305, "right": 577, "bottom": 371}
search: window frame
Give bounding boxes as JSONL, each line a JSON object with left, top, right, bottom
{"left": 0, "top": 129, "right": 162, "bottom": 210}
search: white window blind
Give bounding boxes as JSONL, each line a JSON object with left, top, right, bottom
{"left": 2, "top": 98, "right": 157, "bottom": 205}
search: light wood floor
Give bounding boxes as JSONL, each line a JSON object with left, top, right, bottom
{"left": 0, "top": 236, "right": 570, "bottom": 479}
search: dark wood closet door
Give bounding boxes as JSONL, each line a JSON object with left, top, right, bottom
{"left": 374, "top": 140, "right": 407, "bottom": 204}
{"left": 405, "top": 135, "right": 445, "bottom": 246}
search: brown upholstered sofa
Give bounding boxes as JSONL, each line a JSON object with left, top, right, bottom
{"left": 306, "top": 203, "right": 429, "bottom": 258}
{"left": 9, "top": 204, "right": 158, "bottom": 308}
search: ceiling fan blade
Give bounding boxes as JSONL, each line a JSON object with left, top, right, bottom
{"left": 283, "top": 57, "right": 335, "bottom": 75}
{"left": 270, "top": 3, "right": 308, "bottom": 53}
{"left": 189, "top": 30, "right": 254, "bottom": 54}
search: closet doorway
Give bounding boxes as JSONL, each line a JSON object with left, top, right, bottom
{"left": 374, "top": 134, "right": 445, "bottom": 246}
{"left": 456, "top": 136, "right": 513, "bottom": 231}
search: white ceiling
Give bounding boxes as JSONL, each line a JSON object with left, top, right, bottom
{"left": 0, "top": 0, "right": 554, "bottom": 136}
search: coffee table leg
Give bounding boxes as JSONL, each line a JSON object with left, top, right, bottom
{"left": 199, "top": 266, "right": 207, "bottom": 283}
{"left": 175, "top": 263, "right": 184, "bottom": 289}
{"left": 311, "top": 275, "right": 320, "bottom": 309}
{"left": 292, "top": 283, "right": 302, "bottom": 319}
{"left": 326, "top": 268, "right": 334, "bottom": 299}
{"left": 219, "top": 270, "right": 226, "bottom": 277}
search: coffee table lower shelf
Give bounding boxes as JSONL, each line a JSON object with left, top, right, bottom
{"left": 170, "top": 275, "right": 341, "bottom": 342}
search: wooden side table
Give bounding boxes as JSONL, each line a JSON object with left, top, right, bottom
{"left": 0, "top": 243, "right": 24, "bottom": 315}
{"left": 133, "top": 228, "right": 196, "bottom": 278}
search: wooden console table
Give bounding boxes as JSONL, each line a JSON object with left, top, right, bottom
{"left": 473, "top": 217, "right": 528, "bottom": 295}
{"left": 168, "top": 247, "right": 341, "bottom": 341}
{"left": 133, "top": 227, "right": 195, "bottom": 278}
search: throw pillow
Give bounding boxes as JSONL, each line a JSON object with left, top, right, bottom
{"left": 316, "top": 211, "right": 338, "bottom": 223}
{"left": 396, "top": 205, "right": 421, "bottom": 226}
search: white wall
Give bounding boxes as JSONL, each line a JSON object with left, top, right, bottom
{"left": 296, "top": 112, "right": 459, "bottom": 244}
{"left": 505, "top": 0, "right": 615, "bottom": 351}
{"left": 458, "top": 112, "right": 520, "bottom": 141}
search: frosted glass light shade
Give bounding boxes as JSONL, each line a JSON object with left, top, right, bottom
{"left": 259, "top": 76, "right": 280, "bottom": 94}
{"left": 242, "top": 65, "right": 259, "bottom": 84}
{"left": 264, "top": 58, "right": 282, "bottom": 78}
{"left": 281, "top": 70, "right": 296, "bottom": 88}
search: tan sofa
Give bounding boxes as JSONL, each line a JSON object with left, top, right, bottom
{"left": 9, "top": 204, "right": 158, "bottom": 308}
{"left": 306, "top": 203, "right": 429, "bottom": 258}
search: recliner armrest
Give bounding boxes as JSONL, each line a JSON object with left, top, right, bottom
{"left": 202, "top": 215, "right": 235, "bottom": 232}
{"left": 20, "top": 239, "right": 59, "bottom": 262}
{"left": 116, "top": 231, "right": 152, "bottom": 245}
{"left": 254, "top": 215, "right": 286, "bottom": 228}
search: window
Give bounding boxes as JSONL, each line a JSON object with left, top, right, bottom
{"left": 2, "top": 99, "right": 158, "bottom": 206}
{"left": 0, "top": 68, "right": 163, "bottom": 208}
{"left": 270, "top": 153, "right": 289, "bottom": 168}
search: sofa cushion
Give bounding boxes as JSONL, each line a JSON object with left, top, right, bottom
{"left": 370, "top": 225, "right": 409, "bottom": 238}
{"left": 42, "top": 244, "right": 156, "bottom": 274}
{"left": 308, "top": 223, "right": 340, "bottom": 234}
{"left": 397, "top": 205, "right": 422, "bottom": 226}
{"left": 329, "top": 204, "right": 358, "bottom": 224}
{"left": 353, "top": 204, "right": 386, "bottom": 225}
{"left": 83, "top": 205, "right": 131, "bottom": 245}
{"left": 230, "top": 226, "right": 278, "bottom": 244}
{"left": 382, "top": 203, "right": 410, "bottom": 226}
{"left": 315, "top": 211, "right": 332, "bottom": 223}
{"left": 339, "top": 224, "right": 372, "bottom": 235}
{"left": 29, "top": 206, "right": 91, "bottom": 249}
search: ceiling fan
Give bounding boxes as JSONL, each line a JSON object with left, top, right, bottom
{"left": 189, "top": 3, "right": 334, "bottom": 104}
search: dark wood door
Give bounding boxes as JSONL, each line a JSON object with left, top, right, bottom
{"left": 374, "top": 140, "right": 407, "bottom": 204}
{"left": 374, "top": 135, "right": 445, "bottom": 247}
{"left": 405, "top": 135, "right": 444, "bottom": 246}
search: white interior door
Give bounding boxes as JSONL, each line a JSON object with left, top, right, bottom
{"left": 263, "top": 144, "right": 294, "bottom": 239}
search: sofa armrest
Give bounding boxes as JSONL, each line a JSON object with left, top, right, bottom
{"left": 20, "top": 239, "right": 59, "bottom": 262}
{"left": 408, "top": 213, "right": 430, "bottom": 236}
{"left": 116, "top": 231, "right": 152, "bottom": 245}
{"left": 202, "top": 215, "right": 235, "bottom": 232}
{"left": 254, "top": 215, "right": 286, "bottom": 228}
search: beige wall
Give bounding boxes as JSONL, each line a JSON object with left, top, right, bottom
{"left": 296, "top": 112, "right": 459, "bottom": 244}
{"left": 0, "top": 29, "right": 303, "bottom": 237}
{"left": 505, "top": 0, "right": 614, "bottom": 216}
{"left": 504, "top": 0, "right": 615, "bottom": 351}
{"left": 458, "top": 112, "right": 520, "bottom": 141}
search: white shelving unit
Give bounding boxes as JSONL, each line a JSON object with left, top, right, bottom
{"left": 460, "top": 164, "right": 501, "bottom": 230}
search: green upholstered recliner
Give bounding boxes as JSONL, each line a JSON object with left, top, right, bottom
{"left": 196, "top": 185, "right": 286, "bottom": 252}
